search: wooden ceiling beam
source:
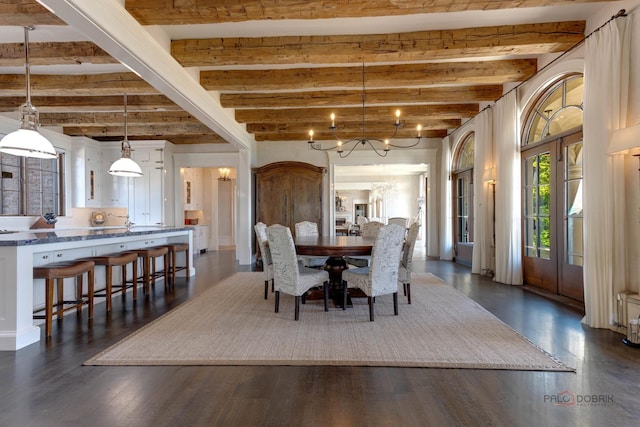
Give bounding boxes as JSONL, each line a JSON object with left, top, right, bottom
{"left": 0, "top": 0, "right": 65, "bottom": 25}
{"left": 235, "top": 104, "right": 479, "bottom": 124}
{"left": 0, "top": 73, "right": 158, "bottom": 96}
{"left": 221, "top": 86, "right": 504, "bottom": 109}
{"left": 204, "top": 60, "right": 534, "bottom": 91}
{"left": 0, "top": 95, "right": 180, "bottom": 112}
{"left": 0, "top": 41, "right": 117, "bottom": 66}
{"left": 39, "top": 111, "right": 200, "bottom": 127}
{"left": 63, "top": 123, "right": 216, "bottom": 137}
{"left": 93, "top": 135, "right": 228, "bottom": 145}
{"left": 173, "top": 22, "right": 583, "bottom": 67}
{"left": 126, "top": 0, "right": 614, "bottom": 25}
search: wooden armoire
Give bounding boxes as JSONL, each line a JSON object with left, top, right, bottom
{"left": 253, "top": 161, "right": 326, "bottom": 235}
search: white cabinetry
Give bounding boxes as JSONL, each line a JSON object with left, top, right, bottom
{"left": 128, "top": 143, "right": 165, "bottom": 226}
{"left": 189, "top": 224, "right": 209, "bottom": 253}
{"left": 100, "top": 147, "right": 128, "bottom": 208}
{"left": 71, "top": 138, "right": 101, "bottom": 208}
{"left": 183, "top": 167, "right": 204, "bottom": 211}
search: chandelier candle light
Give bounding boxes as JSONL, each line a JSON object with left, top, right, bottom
{"left": 307, "top": 64, "right": 423, "bottom": 158}
{"left": 0, "top": 26, "right": 57, "bottom": 159}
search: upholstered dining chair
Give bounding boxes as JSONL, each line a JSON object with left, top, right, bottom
{"left": 345, "top": 220, "right": 385, "bottom": 268}
{"left": 254, "top": 222, "right": 273, "bottom": 299}
{"left": 342, "top": 223, "right": 406, "bottom": 321}
{"left": 267, "top": 224, "right": 330, "bottom": 320}
{"left": 398, "top": 221, "right": 420, "bottom": 304}
{"left": 388, "top": 217, "right": 408, "bottom": 228}
{"left": 294, "top": 221, "right": 328, "bottom": 268}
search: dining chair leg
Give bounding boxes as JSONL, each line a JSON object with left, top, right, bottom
{"left": 275, "top": 290, "right": 280, "bottom": 313}
{"left": 264, "top": 280, "right": 268, "bottom": 300}
{"left": 403, "top": 283, "right": 407, "bottom": 296}
{"left": 393, "top": 292, "right": 399, "bottom": 315}
{"left": 368, "top": 296, "right": 374, "bottom": 321}
{"left": 342, "top": 280, "right": 348, "bottom": 311}
{"left": 323, "top": 281, "right": 329, "bottom": 312}
{"left": 294, "top": 296, "right": 300, "bottom": 321}
{"left": 406, "top": 283, "right": 411, "bottom": 304}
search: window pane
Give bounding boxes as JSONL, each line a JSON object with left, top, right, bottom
{"left": 566, "top": 217, "right": 583, "bottom": 266}
{"left": 539, "top": 216, "right": 551, "bottom": 259}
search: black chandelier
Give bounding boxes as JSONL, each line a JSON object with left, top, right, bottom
{"left": 307, "top": 64, "right": 423, "bottom": 158}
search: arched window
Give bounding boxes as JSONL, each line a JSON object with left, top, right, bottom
{"left": 451, "top": 133, "right": 474, "bottom": 266}
{"left": 523, "top": 75, "right": 583, "bottom": 146}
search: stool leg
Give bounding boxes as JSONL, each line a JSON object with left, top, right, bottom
{"left": 143, "top": 256, "right": 151, "bottom": 294}
{"left": 45, "top": 278, "right": 54, "bottom": 338}
{"left": 120, "top": 264, "right": 127, "bottom": 301}
{"left": 171, "top": 249, "right": 177, "bottom": 282}
{"left": 132, "top": 258, "right": 138, "bottom": 300}
{"left": 105, "top": 264, "right": 113, "bottom": 312}
{"left": 163, "top": 253, "right": 169, "bottom": 289}
{"left": 76, "top": 274, "right": 83, "bottom": 318}
{"left": 56, "top": 278, "right": 64, "bottom": 319}
{"left": 185, "top": 248, "right": 190, "bottom": 281}
{"left": 87, "top": 268, "right": 94, "bottom": 319}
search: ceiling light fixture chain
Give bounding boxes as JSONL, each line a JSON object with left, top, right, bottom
{"left": 307, "top": 63, "right": 423, "bottom": 158}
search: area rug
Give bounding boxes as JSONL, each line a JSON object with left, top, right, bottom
{"left": 85, "top": 272, "right": 573, "bottom": 371}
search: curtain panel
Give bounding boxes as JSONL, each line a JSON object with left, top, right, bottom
{"left": 472, "top": 108, "right": 495, "bottom": 275}
{"left": 582, "top": 15, "right": 632, "bottom": 329}
{"left": 440, "top": 135, "right": 454, "bottom": 261}
{"left": 494, "top": 91, "right": 523, "bottom": 285}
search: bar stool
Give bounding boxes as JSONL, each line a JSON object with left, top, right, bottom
{"left": 87, "top": 252, "right": 138, "bottom": 312}
{"left": 136, "top": 246, "right": 169, "bottom": 294}
{"left": 164, "top": 243, "right": 190, "bottom": 282}
{"left": 33, "top": 260, "right": 95, "bottom": 337}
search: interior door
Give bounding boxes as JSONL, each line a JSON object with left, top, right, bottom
{"left": 522, "top": 131, "right": 583, "bottom": 301}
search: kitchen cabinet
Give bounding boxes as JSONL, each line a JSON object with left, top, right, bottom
{"left": 128, "top": 143, "right": 165, "bottom": 226}
{"left": 71, "top": 138, "right": 102, "bottom": 208}
{"left": 100, "top": 147, "right": 128, "bottom": 208}
{"left": 189, "top": 224, "right": 209, "bottom": 253}
{"left": 253, "top": 161, "right": 325, "bottom": 234}
{"left": 183, "top": 167, "right": 204, "bottom": 211}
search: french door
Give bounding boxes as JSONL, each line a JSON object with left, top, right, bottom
{"left": 522, "top": 131, "right": 584, "bottom": 302}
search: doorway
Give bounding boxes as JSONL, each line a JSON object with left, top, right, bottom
{"left": 522, "top": 131, "right": 584, "bottom": 301}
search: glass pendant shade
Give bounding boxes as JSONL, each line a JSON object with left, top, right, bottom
{"left": 108, "top": 153, "right": 143, "bottom": 177}
{"left": 0, "top": 128, "right": 57, "bottom": 159}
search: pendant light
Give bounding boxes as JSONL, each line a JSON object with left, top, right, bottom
{"left": 0, "top": 26, "right": 57, "bottom": 159}
{"left": 108, "top": 94, "right": 143, "bottom": 177}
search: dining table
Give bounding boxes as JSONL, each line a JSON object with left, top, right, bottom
{"left": 294, "top": 235, "right": 375, "bottom": 307}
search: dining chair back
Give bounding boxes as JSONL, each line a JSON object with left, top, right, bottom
{"left": 360, "top": 221, "right": 384, "bottom": 238}
{"left": 267, "top": 224, "right": 329, "bottom": 320}
{"left": 254, "top": 222, "right": 273, "bottom": 299}
{"left": 398, "top": 221, "right": 420, "bottom": 304}
{"left": 388, "top": 217, "right": 408, "bottom": 228}
{"left": 294, "top": 221, "right": 326, "bottom": 268}
{"left": 342, "top": 223, "right": 406, "bottom": 321}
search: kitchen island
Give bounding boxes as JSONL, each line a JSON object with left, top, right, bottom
{"left": 0, "top": 226, "right": 193, "bottom": 351}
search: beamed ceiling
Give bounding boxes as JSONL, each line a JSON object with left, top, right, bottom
{"left": 0, "top": 0, "right": 621, "bottom": 148}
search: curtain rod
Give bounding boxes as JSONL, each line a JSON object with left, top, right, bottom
{"left": 453, "top": 8, "right": 628, "bottom": 132}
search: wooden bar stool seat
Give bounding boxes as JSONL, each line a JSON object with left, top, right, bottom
{"left": 136, "top": 246, "right": 169, "bottom": 294}
{"left": 87, "top": 252, "right": 138, "bottom": 312}
{"left": 165, "top": 243, "right": 190, "bottom": 282}
{"left": 33, "top": 260, "right": 95, "bottom": 337}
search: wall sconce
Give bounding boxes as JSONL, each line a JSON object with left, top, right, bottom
{"left": 483, "top": 167, "right": 496, "bottom": 184}
{"left": 218, "top": 168, "right": 231, "bottom": 181}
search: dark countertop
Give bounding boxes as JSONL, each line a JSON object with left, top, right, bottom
{"left": 0, "top": 226, "right": 191, "bottom": 247}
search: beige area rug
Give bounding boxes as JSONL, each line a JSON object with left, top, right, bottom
{"left": 85, "top": 272, "right": 573, "bottom": 371}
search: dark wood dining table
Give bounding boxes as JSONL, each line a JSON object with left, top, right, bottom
{"left": 294, "top": 235, "right": 374, "bottom": 307}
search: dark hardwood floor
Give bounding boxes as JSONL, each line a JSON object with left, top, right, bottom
{"left": 1, "top": 249, "right": 639, "bottom": 427}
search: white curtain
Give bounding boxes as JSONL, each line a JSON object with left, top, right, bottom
{"left": 494, "top": 91, "right": 522, "bottom": 285}
{"left": 440, "top": 135, "right": 453, "bottom": 260}
{"left": 582, "top": 15, "right": 631, "bottom": 329}
{"left": 472, "top": 108, "right": 494, "bottom": 275}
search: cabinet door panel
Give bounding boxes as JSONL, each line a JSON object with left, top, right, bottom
{"left": 290, "top": 170, "right": 323, "bottom": 234}
{"left": 256, "top": 171, "right": 289, "bottom": 227}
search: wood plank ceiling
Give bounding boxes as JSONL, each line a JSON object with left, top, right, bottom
{"left": 0, "top": 0, "right": 616, "bottom": 147}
